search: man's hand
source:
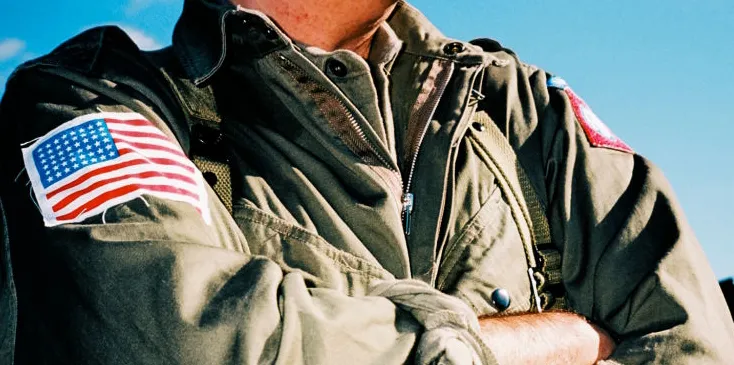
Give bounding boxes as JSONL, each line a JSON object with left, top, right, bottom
{"left": 479, "top": 311, "right": 616, "bottom": 365}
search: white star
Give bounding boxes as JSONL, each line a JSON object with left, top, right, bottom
{"left": 85, "top": 145, "right": 92, "bottom": 150}
{"left": 61, "top": 134, "right": 67, "bottom": 139}
{"left": 66, "top": 147, "right": 72, "bottom": 152}
{"left": 97, "top": 148, "right": 103, "bottom": 154}
{"left": 72, "top": 136, "right": 78, "bottom": 141}
{"left": 74, "top": 142, "right": 81, "bottom": 147}
{"left": 61, "top": 161, "right": 67, "bottom": 167}
{"left": 92, "top": 135, "right": 98, "bottom": 140}
{"left": 82, "top": 138, "right": 89, "bottom": 143}
{"left": 64, "top": 168, "right": 70, "bottom": 173}
{"left": 54, "top": 139, "right": 60, "bottom": 144}
{"left": 91, "top": 158, "right": 98, "bottom": 163}
{"left": 42, "top": 164, "right": 48, "bottom": 170}
{"left": 87, "top": 125, "right": 94, "bottom": 130}
{"left": 100, "top": 155, "right": 107, "bottom": 161}
{"left": 55, "top": 172, "right": 61, "bottom": 177}
{"left": 109, "top": 151, "right": 115, "bottom": 157}
{"left": 94, "top": 141, "right": 101, "bottom": 147}
{"left": 79, "top": 154, "right": 85, "bottom": 159}
{"left": 70, "top": 157, "right": 77, "bottom": 162}
{"left": 41, "top": 159, "right": 46, "bottom": 164}
{"left": 105, "top": 145, "right": 113, "bottom": 150}
{"left": 73, "top": 163, "right": 80, "bottom": 169}
{"left": 81, "top": 160, "right": 88, "bottom": 165}
{"left": 96, "top": 121, "right": 103, "bottom": 126}
{"left": 89, "top": 151, "right": 96, "bottom": 156}
{"left": 69, "top": 131, "right": 76, "bottom": 136}
{"left": 47, "top": 176, "right": 53, "bottom": 182}
{"left": 39, "top": 153, "right": 45, "bottom": 158}
{"left": 52, "top": 165, "right": 59, "bottom": 170}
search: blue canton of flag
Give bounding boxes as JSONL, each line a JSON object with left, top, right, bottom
{"left": 33, "top": 119, "right": 120, "bottom": 188}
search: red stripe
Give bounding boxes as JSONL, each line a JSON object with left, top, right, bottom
{"left": 109, "top": 129, "right": 169, "bottom": 141}
{"left": 51, "top": 170, "right": 199, "bottom": 212}
{"left": 45, "top": 156, "right": 194, "bottom": 199}
{"left": 113, "top": 138, "right": 186, "bottom": 158}
{"left": 117, "top": 148, "right": 194, "bottom": 171}
{"left": 104, "top": 118, "right": 155, "bottom": 128}
{"left": 55, "top": 184, "right": 200, "bottom": 222}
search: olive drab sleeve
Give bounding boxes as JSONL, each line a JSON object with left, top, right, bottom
{"left": 0, "top": 67, "right": 496, "bottom": 365}
{"left": 494, "top": 61, "right": 734, "bottom": 362}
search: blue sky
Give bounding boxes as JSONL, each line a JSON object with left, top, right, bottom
{"left": 1, "top": 1, "right": 732, "bottom": 279}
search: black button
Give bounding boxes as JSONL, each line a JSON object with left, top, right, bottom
{"left": 491, "top": 288, "right": 511, "bottom": 311}
{"left": 443, "top": 42, "right": 465, "bottom": 56}
{"left": 326, "top": 59, "right": 348, "bottom": 77}
{"left": 263, "top": 27, "right": 278, "bottom": 40}
{"left": 471, "top": 122, "right": 485, "bottom": 132}
{"left": 191, "top": 125, "right": 222, "bottom": 147}
{"left": 203, "top": 171, "right": 218, "bottom": 187}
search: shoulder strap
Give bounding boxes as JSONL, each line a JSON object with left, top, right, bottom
{"left": 472, "top": 110, "right": 566, "bottom": 311}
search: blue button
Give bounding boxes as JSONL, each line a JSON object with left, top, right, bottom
{"left": 491, "top": 288, "right": 511, "bottom": 311}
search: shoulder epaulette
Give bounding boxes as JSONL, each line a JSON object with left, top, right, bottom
{"left": 14, "top": 26, "right": 141, "bottom": 76}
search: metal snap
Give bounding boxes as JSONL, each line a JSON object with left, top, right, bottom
{"left": 203, "top": 171, "right": 218, "bottom": 187}
{"left": 326, "top": 59, "right": 348, "bottom": 77}
{"left": 491, "top": 288, "right": 512, "bottom": 311}
{"left": 443, "top": 42, "right": 465, "bottom": 56}
{"left": 264, "top": 27, "right": 278, "bottom": 40}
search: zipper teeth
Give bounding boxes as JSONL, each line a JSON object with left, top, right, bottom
{"left": 403, "top": 62, "right": 456, "bottom": 195}
{"left": 275, "top": 55, "right": 402, "bottom": 190}
{"left": 335, "top": 97, "right": 396, "bottom": 173}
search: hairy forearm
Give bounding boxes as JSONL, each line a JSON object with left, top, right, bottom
{"left": 479, "top": 311, "right": 615, "bottom": 365}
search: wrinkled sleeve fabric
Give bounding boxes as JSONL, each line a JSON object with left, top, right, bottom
{"left": 518, "top": 68, "right": 734, "bottom": 363}
{"left": 0, "top": 68, "right": 495, "bottom": 365}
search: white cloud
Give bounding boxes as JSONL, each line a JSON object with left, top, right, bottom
{"left": 119, "top": 26, "right": 163, "bottom": 51}
{"left": 0, "top": 39, "right": 26, "bottom": 62}
{"left": 81, "top": 24, "right": 163, "bottom": 51}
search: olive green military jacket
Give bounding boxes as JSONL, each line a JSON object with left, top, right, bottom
{"left": 1, "top": 1, "right": 733, "bottom": 364}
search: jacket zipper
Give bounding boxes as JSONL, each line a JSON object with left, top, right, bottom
{"left": 275, "top": 54, "right": 404, "bottom": 200}
{"left": 401, "top": 61, "right": 455, "bottom": 235}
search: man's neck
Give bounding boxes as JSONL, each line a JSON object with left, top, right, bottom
{"left": 233, "top": 0, "right": 398, "bottom": 58}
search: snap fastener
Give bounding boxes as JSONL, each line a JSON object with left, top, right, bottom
{"left": 191, "top": 125, "right": 223, "bottom": 148}
{"left": 491, "top": 288, "right": 511, "bottom": 311}
{"left": 203, "top": 171, "right": 218, "bottom": 187}
{"left": 326, "top": 59, "right": 348, "bottom": 77}
{"left": 263, "top": 27, "right": 278, "bottom": 40}
{"left": 471, "top": 122, "right": 485, "bottom": 132}
{"left": 443, "top": 42, "right": 465, "bottom": 56}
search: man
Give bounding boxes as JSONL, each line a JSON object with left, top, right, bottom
{"left": 0, "top": 0, "right": 732, "bottom": 363}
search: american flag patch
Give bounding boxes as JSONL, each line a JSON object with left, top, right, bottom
{"left": 22, "top": 112, "right": 211, "bottom": 227}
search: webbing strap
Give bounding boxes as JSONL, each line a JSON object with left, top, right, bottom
{"left": 472, "top": 111, "right": 566, "bottom": 311}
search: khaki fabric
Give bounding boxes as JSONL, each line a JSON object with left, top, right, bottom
{"left": 0, "top": 0, "right": 732, "bottom": 364}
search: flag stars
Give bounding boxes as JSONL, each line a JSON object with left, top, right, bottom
{"left": 94, "top": 141, "right": 101, "bottom": 147}
{"left": 82, "top": 138, "right": 89, "bottom": 143}
{"left": 73, "top": 163, "right": 79, "bottom": 169}
{"left": 74, "top": 142, "right": 81, "bottom": 148}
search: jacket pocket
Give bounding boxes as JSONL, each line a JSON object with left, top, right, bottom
{"left": 436, "top": 131, "right": 534, "bottom": 316}
{"left": 233, "top": 203, "right": 394, "bottom": 296}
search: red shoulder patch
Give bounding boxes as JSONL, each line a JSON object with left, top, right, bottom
{"left": 547, "top": 76, "right": 633, "bottom": 153}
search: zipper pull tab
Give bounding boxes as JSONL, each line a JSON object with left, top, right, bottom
{"left": 402, "top": 193, "right": 414, "bottom": 236}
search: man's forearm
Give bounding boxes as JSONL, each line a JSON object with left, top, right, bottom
{"left": 479, "top": 311, "right": 615, "bottom": 365}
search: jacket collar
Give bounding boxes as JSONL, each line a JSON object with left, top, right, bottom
{"left": 172, "top": 0, "right": 490, "bottom": 85}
